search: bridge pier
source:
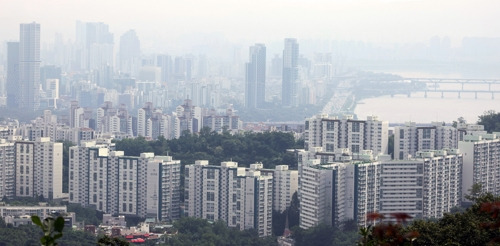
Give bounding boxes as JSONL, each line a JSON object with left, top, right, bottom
{"left": 458, "top": 92, "right": 461, "bottom": 99}
{"left": 424, "top": 91, "right": 428, "bottom": 98}
{"left": 493, "top": 92, "right": 495, "bottom": 100}
{"left": 408, "top": 93, "right": 411, "bottom": 98}
{"left": 475, "top": 91, "right": 478, "bottom": 99}
{"left": 489, "top": 83, "right": 492, "bottom": 91}
{"left": 461, "top": 83, "right": 464, "bottom": 90}
{"left": 441, "top": 91, "right": 444, "bottom": 98}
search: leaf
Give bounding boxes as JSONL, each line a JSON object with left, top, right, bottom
{"left": 54, "top": 217, "right": 65, "bottom": 232}
{"left": 31, "top": 215, "right": 43, "bottom": 227}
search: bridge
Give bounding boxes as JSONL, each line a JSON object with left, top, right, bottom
{"left": 406, "top": 78, "right": 500, "bottom": 99}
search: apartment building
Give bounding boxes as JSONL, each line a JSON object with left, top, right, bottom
{"left": 459, "top": 133, "right": 500, "bottom": 200}
{"left": 0, "top": 139, "right": 15, "bottom": 198}
{"left": 394, "top": 122, "right": 458, "bottom": 160}
{"left": 15, "top": 137, "right": 63, "bottom": 199}
{"left": 304, "top": 114, "right": 388, "bottom": 156}
{"left": 248, "top": 163, "right": 298, "bottom": 213}
{"left": 299, "top": 149, "right": 462, "bottom": 228}
{"left": 184, "top": 161, "right": 273, "bottom": 237}
{"left": 69, "top": 141, "right": 181, "bottom": 220}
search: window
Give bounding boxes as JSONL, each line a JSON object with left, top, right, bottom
{"left": 326, "top": 144, "right": 334, "bottom": 152}
{"left": 351, "top": 145, "right": 360, "bottom": 153}
{"left": 123, "top": 182, "right": 127, "bottom": 191}
{"left": 352, "top": 122, "right": 360, "bottom": 132}
{"left": 93, "top": 194, "right": 97, "bottom": 203}
{"left": 207, "top": 203, "right": 215, "bottom": 212}
{"left": 129, "top": 161, "right": 133, "bottom": 169}
{"left": 400, "top": 129, "right": 405, "bottom": 139}
{"left": 123, "top": 203, "right": 127, "bottom": 212}
{"left": 422, "top": 128, "right": 432, "bottom": 139}
{"left": 207, "top": 180, "right": 215, "bottom": 190}
{"left": 129, "top": 204, "right": 133, "bottom": 212}
{"left": 207, "top": 192, "right": 215, "bottom": 201}
{"left": 327, "top": 121, "right": 335, "bottom": 131}
{"left": 207, "top": 169, "right": 215, "bottom": 179}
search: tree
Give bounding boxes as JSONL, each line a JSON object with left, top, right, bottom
{"left": 31, "top": 215, "right": 65, "bottom": 246}
{"left": 465, "top": 183, "right": 484, "bottom": 202}
{"left": 97, "top": 235, "right": 130, "bottom": 246}
{"left": 478, "top": 110, "right": 500, "bottom": 132}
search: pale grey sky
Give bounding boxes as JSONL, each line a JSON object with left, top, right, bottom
{"left": 1, "top": 0, "right": 499, "bottom": 51}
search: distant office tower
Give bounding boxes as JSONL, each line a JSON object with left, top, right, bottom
{"left": 304, "top": 114, "right": 388, "bottom": 156}
{"left": 270, "top": 54, "right": 282, "bottom": 78}
{"left": 0, "top": 139, "right": 15, "bottom": 198}
{"left": 245, "top": 44, "right": 266, "bottom": 108}
{"left": 157, "top": 54, "right": 173, "bottom": 84}
{"left": 298, "top": 149, "right": 462, "bottom": 229}
{"left": 394, "top": 122, "right": 458, "bottom": 160}
{"left": 19, "top": 22, "right": 41, "bottom": 110}
{"left": 6, "top": 42, "right": 19, "bottom": 108}
{"left": 15, "top": 137, "right": 63, "bottom": 199}
{"left": 184, "top": 161, "right": 273, "bottom": 237}
{"left": 459, "top": 133, "right": 500, "bottom": 201}
{"left": 282, "top": 38, "right": 299, "bottom": 107}
{"left": 75, "top": 21, "right": 114, "bottom": 86}
{"left": 119, "top": 30, "right": 140, "bottom": 77}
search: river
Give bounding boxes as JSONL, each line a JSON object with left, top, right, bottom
{"left": 354, "top": 70, "right": 500, "bottom": 124}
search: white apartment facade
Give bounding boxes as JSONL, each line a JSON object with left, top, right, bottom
{"left": 304, "top": 114, "right": 388, "bottom": 156}
{"left": 69, "top": 141, "right": 181, "bottom": 220}
{"left": 299, "top": 149, "right": 462, "bottom": 228}
{"left": 0, "top": 139, "right": 15, "bottom": 198}
{"left": 184, "top": 161, "right": 273, "bottom": 237}
{"left": 394, "top": 122, "right": 459, "bottom": 160}
{"left": 15, "top": 137, "right": 63, "bottom": 199}
{"left": 459, "top": 133, "right": 500, "bottom": 200}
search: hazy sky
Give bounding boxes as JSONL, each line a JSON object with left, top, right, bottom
{"left": 1, "top": 0, "right": 499, "bottom": 52}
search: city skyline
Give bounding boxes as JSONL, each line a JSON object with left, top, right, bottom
{"left": 1, "top": 0, "right": 499, "bottom": 54}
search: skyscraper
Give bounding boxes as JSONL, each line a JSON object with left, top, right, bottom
{"left": 19, "top": 22, "right": 41, "bottom": 111}
{"left": 6, "top": 42, "right": 19, "bottom": 108}
{"left": 119, "top": 30, "right": 141, "bottom": 77}
{"left": 282, "top": 38, "right": 299, "bottom": 107}
{"left": 245, "top": 44, "right": 266, "bottom": 108}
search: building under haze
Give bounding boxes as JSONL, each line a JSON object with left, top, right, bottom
{"left": 118, "top": 30, "right": 141, "bottom": 77}
{"left": 394, "top": 122, "right": 459, "bottom": 160}
{"left": 282, "top": 38, "right": 299, "bottom": 107}
{"left": 245, "top": 44, "right": 266, "bottom": 109}
{"left": 6, "top": 42, "right": 19, "bottom": 108}
{"left": 19, "top": 22, "right": 41, "bottom": 111}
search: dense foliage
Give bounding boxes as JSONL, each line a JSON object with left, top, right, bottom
{"left": 0, "top": 217, "right": 96, "bottom": 246}
{"left": 357, "top": 194, "right": 500, "bottom": 246}
{"left": 478, "top": 110, "right": 500, "bottom": 133}
{"left": 292, "top": 222, "right": 359, "bottom": 246}
{"left": 115, "top": 129, "right": 303, "bottom": 169}
{"left": 164, "top": 217, "right": 277, "bottom": 246}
